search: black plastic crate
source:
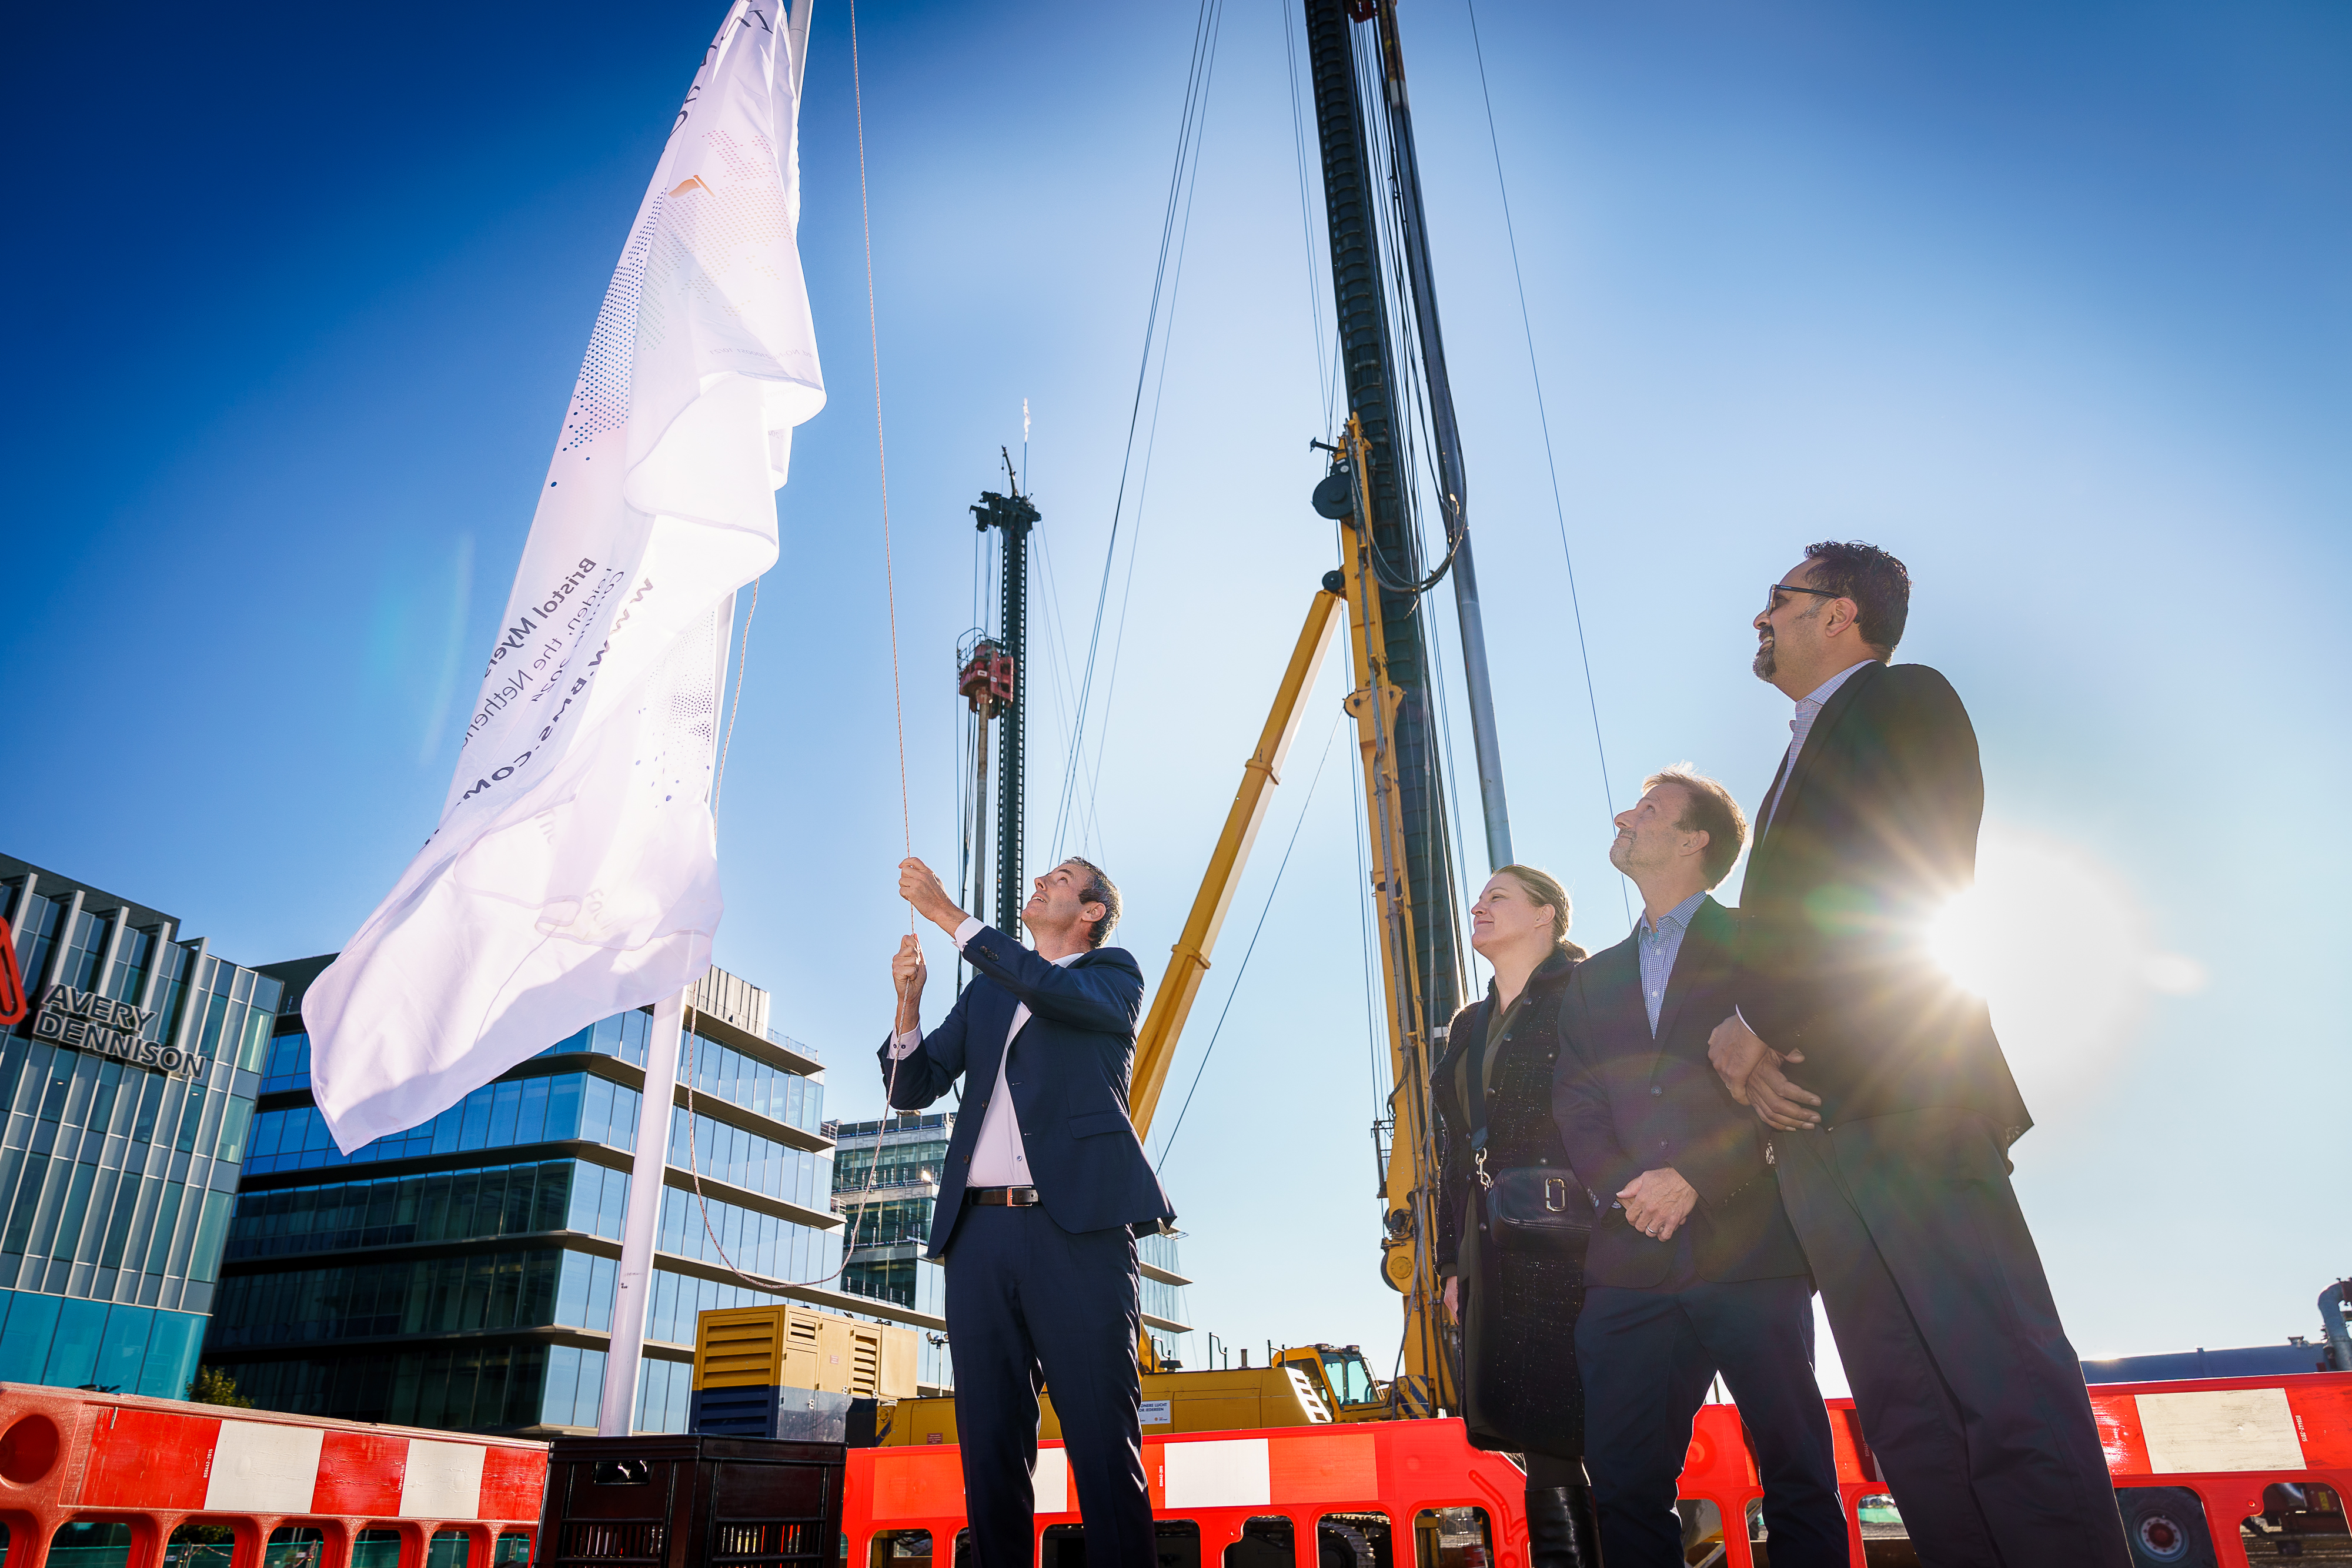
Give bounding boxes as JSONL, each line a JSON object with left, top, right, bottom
{"left": 539, "top": 1433, "right": 846, "bottom": 1568}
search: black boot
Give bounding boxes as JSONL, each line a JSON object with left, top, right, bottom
{"left": 1525, "top": 1483, "right": 1605, "bottom": 1568}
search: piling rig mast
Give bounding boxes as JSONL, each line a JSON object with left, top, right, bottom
{"left": 967, "top": 484, "right": 1038, "bottom": 932}
{"left": 1302, "top": 0, "right": 1515, "bottom": 1413}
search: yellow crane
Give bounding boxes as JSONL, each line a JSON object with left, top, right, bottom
{"left": 1125, "top": 413, "right": 1453, "bottom": 1418}
{"left": 866, "top": 417, "right": 1459, "bottom": 1443}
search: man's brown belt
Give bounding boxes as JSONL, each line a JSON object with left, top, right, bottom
{"left": 966, "top": 1186, "right": 1041, "bottom": 1207}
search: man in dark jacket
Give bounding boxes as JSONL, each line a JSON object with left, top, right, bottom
{"left": 1709, "top": 541, "right": 2127, "bottom": 1568}
{"left": 882, "top": 855, "right": 1175, "bottom": 1568}
{"left": 1555, "top": 767, "right": 1845, "bottom": 1568}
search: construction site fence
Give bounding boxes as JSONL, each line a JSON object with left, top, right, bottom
{"left": 844, "top": 1370, "right": 2352, "bottom": 1568}
{"left": 1, "top": 1368, "right": 2343, "bottom": 1568}
{"left": 0, "top": 1383, "right": 544, "bottom": 1568}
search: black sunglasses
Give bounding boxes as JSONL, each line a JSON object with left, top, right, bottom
{"left": 1764, "top": 582, "right": 1843, "bottom": 611}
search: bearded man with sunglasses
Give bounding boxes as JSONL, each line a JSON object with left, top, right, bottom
{"left": 1707, "top": 542, "right": 2129, "bottom": 1567}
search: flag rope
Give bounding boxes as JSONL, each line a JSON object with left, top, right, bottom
{"left": 713, "top": 577, "right": 758, "bottom": 807}
{"left": 851, "top": 0, "right": 914, "bottom": 868}
{"left": 670, "top": 0, "right": 919, "bottom": 1305}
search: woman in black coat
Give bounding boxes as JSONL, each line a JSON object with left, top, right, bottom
{"left": 1432, "top": 864, "right": 1602, "bottom": 1568}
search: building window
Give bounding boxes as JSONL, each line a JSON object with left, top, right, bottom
{"left": 105, "top": 927, "right": 156, "bottom": 1005}
{"left": 261, "top": 1032, "right": 312, "bottom": 1094}
{"left": 681, "top": 1033, "right": 824, "bottom": 1132}
{"left": 637, "top": 1356, "right": 692, "bottom": 1433}
{"left": 840, "top": 1197, "right": 934, "bottom": 1250}
{"left": 833, "top": 1139, "right": 949, "bottom": 1190}
{"left": 644, "top": 1265, "right": 807, "bottom": 1348}
{"left": 542, "top": 1343, "right": 610, "bottom": 1428}
{"left": 553, "top": 1250, "right": 619, "bottom": 1332}
{"left": 148, "top": 944, "right": 193, "bottom": 1049}
{"left": 245, "top": 1072, "right": 641, "bottom": 1174}
{"left": 10, "top": 892, "right": 62, "bottom": 991}
{"left": 841, "top": 1257, "right": 921, "bottom": 1311}
{"left": 539, "top": 1009, "right": 653, "bottom": 1068}
{"left": 207, "top": 1340, "right": 551, "bottom": 1430}
{"left": 209, "top": 1247, "right": 589, "bottom": 1347}
{"left": 226, "top": 1159, "right": 623, "bottom": 1260}
{"left": 656, "top": 1186, "right": 835, "bottom": 1283}
{"left": 56, "top": 908, "right": 114, "bottom": 993}
{"left": 667, "top": 1108, "right": 827, "bottom": 1208}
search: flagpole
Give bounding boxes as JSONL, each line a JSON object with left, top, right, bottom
{"left": 599, "top": 988, "right": 684, "bottom": 1435}
{"left": 598, "top": 593, "right": 738, "bottom": 1436}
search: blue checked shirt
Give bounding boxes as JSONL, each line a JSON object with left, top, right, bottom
{"left": 1636, "top": 891, "right": 1708, "bottom": 1037}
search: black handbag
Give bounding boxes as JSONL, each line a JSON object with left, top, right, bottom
{"left": 1465, "top": 1041, "right": 1592, "bottom": 1256}
{"left": 1476, "top": 1159, "right": 1591, "bottom": 1256}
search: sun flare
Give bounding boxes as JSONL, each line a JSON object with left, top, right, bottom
{"left": 1926, "top": 824, "right": 2203, "bottom": 1102}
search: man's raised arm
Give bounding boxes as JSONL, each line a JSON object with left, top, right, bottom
{"left": 961, "top": 928, "right": 1141, "bottom": 1035}
{"left": 877, "top": 930, "right": 968, "bottom": 1109}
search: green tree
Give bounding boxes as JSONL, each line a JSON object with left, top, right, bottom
{"left": 186, "top": 1366, "right": 255, "bottom": 1408}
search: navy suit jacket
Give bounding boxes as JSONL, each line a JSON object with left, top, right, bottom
{"left": 877, "top": 924, "right": 1176, "bottom": 1256}
{"left": 1553, "top": 895, "right": 1810, "bottom": 1287}
{"left": 1733, "top": 660, "right": 2031, "bottom": 1134}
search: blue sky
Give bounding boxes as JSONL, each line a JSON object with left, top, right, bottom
{"left": 6, "top": 0, "right": 2346, "bottom": 1385}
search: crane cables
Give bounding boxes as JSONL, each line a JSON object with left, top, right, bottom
{"left": 1459, "top": 0, "right": 1628, "bottom": 922}
{"left": 1151, "top": 709, "right": 1345, "bottom": 1172}
{"left": 1045, "top": 0, "right": 1227, "bottom": 862}
{"left": 1281, "top": 0, "right": 1341, "bottom": 436}
{"left": 1334, "top": 14, "right": 1466, "bottom": 606}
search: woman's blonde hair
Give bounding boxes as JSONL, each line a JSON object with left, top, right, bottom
{"left": 1493, "top": 864, "right": 1586, "bottom": 962}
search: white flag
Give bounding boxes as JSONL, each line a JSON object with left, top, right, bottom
{"left": 305, "top": 0, "right": 824, "bottom": 1154}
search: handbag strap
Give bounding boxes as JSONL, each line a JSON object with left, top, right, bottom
{"left": 1462, "top": 1011, "right": 1494, "bottom": 1186}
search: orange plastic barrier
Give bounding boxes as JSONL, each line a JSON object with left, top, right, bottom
{"left": 844, "top": 1372, "right": 2352, "bottom": 1568}
{"left": 850, "top": 1421, "right": 1534, "bottom": 1568}
{"left": 0, "top": 1382, "right": 546, "bottom": 1568}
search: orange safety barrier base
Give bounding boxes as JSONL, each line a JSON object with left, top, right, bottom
{"left": 0, "top": 1382, "right": 547, "bottom": 1568}
{"left": 846, "top": 1371, "right": 2352, "bottom": 1568}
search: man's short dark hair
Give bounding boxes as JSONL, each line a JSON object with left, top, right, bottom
{"left": 1064, "top": 857, "right": 1121, "bottom": 950}
{"left": 1803, "top": 540, "right": 1911, "bottom": 657}
{"left": 1645, "top": 765, "right": 1747, "bottom": 887}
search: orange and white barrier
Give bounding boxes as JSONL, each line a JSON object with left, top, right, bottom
{"left": 845, "top": 1372, "right": 2352, "bottom": 1568}
{"left": 853, "top": 1420, "right": 1534, "bottom": 1567}
{"left": 0, "top": 1383, "right": 545, "bottom": 1568}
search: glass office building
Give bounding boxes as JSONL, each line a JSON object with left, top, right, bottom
{"left": 831, "top": 1112, "right": 1194, "bottom": 1379}
{"left": 202, "top": 961, "right": 886, "bottom": 1436}
{"left": 832, "top": 1113, "right": 953, "bottom": 1323}
{"left": 0, "top": 855, "right": 279, "bottom": 1399}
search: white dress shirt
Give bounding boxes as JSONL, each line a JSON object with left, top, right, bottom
{"left": 1761, "top": 658, "right": 1875, "bottom": 829}
{"left": 890, "top": 916, "right": 1080, "bottom": 1188}
{"left": 1741, "top": 658, "right": 1876, "bottom": 1042}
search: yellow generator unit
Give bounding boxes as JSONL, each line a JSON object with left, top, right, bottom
{"left": 690, "top": 1303, "right": 920, "bottom": 1437}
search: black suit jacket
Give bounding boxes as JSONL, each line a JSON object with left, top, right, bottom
{"left": 1554, "top": 895, "right": 1810, "bottom": 1287}
{"left": 877, "top": 925, "right": 1176, "bottom": 1255}
{"left": 1735, "top": 660, "right": 2031, "bottom": 1134}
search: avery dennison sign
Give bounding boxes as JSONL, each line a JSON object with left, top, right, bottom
{"left": 27, "top": 985, "right": 205, "bottom": 1078}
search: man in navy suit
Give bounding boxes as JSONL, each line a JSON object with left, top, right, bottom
{"left": 1555, "top": 767, "right": 1845, "bottom": 1567}
{"left": 882, "top": 854, "right": 1175, "bottom": 1568}
{"left": 1709, "top": 542, "right": 2127, "bottom": 1567}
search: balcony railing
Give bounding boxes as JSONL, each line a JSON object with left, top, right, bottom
{"left": 823, "top": 1112, "right": 952, "bottom": 1141}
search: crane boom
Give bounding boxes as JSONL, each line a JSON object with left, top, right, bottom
{"left": 1130, "top": 591, "right": 1344, "bottom": 1137}
{"left": 1122, "top": 416, "right": 1454, "bottom": 1415}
